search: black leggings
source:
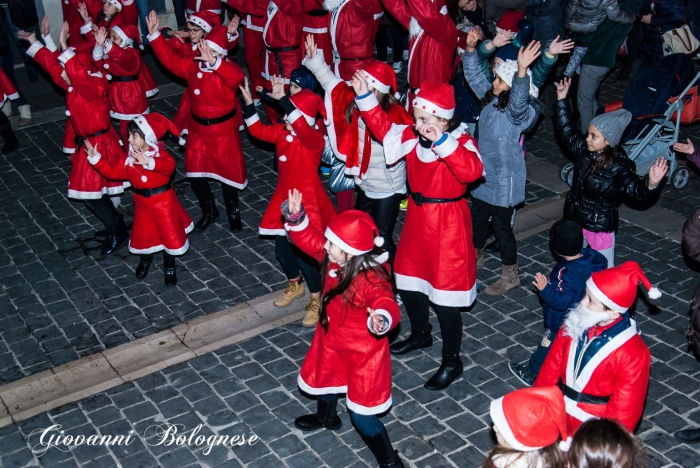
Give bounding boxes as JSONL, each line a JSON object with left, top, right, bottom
{"left": 275, "top": 236, "right": 321, "bottom": 294}
{"left": 398, "top": 289, "right": 463, "bottom": 357}
{"left": 84, "top": 195, "right": 120, "bottom": 229}
{"left": 375, "top": 22, "right": 405, "bottom": 63}
{"left": 355, "top": 190, "right": 402, "bottom": 265}
{"left": 0, "top": 110, "right": 11, "bottom": 132}
{"left": 141, "top": 251, "right": 176, "bottom": 264}
{"left": 471, "top": 198, "right": 517, "bottom": 265}
{"left": 190, "top": 178, "right": 239, "bottom": 205}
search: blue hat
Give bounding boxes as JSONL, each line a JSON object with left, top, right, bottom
{"left": 494, "top": 44, "right": 519, "bottom": 62}
{"left": 290, "top": 67, "right": 318, "bottom": 93}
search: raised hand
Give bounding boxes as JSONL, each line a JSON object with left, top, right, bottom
{"left": 491, "top": 31, "right": 512, "bottom": 48}
{"left": 547, "top": 36, "right": 574, "bottom": 56}
{"left": 95, "top": 27, "right": 108, "bottom": 47}
{"left": 367, "top": 308, "right": 384, "bottom": 335}
{"left": 269, "top": 75, "right": 286, "bottom": 99}
{"left": 84, "top": 141, "right": 98, "bottom": 157}
{"left": 416, "top": 123, "right": 443, "bottom": 143}
{"left": 288, "top": 189, "right": 302, "bottom": 214}
{"left": 556, "top": 77, "right": 571, "bottom": 100}
{"left": 351, "top": 70, "right": 369, "bottom": 96}
{"left": 17, "top": 30, "right": 37, "bottom": 44}
{"left": 239, "top": 77, "right": 253, "bottom": 105}
{"left": 228, "top": 15, "right": 240, "bottom": 35}
{"left": 674, "top": 138, "right": 695, "bottom": 155}
{"left": 517, "top": 41, "right": 541, "bottom": 74}
{"left": 305, "top": 35, "right": 317, "bottom": 60}
{"left": 77, "top": 2, "right": 90, "bottom": 24}
{"left": 195, "top": 40, "right": 216, "bottom": 65}
{"left": 532, "top": 272, "right": 548, "bottom": 291}
{"left": 648, "top": 157, "right": 669, "bottom": 188}
{"left": 40, "top": 16, "right": 50, "bottom": 37}
{"left": 130, "top": 147, "right": 149, "bottom": 165}
{"left": 465, "top": 28, "right": 480, "bottom": 52}
{"left": 146, "top": 10, "right": 159, "bottom": 36}
{"left": 59, "top": 21, "right": 70, "bottom": 50}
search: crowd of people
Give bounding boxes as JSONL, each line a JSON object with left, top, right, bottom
{"left": 6, "top": 0, "right": 700, "bottom": 466}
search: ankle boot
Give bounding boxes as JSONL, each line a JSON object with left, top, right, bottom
{"left": 194, "top": 198, "right": 219, "bottom": 232}
{"left": 226, "top": 199, "right": 243, "bottom": 231}
{"left": 1, "top": 129, "right": 19, "bottom": 154}
{"left": 390, "top": 325, "right": 433, "bottom": 356}
{"left": 164, "top": 257, "right": 177, "bottom": 286}
{"left": 476, "top": 248, "right": 484, "bottom": 269}
{"left": 101, "top": 216, "right": 129, "bottom": 255}
{"left": 135, "top": 256, "right": 153, "bottom": 279}
{"left": 483, "top": 263, "right": 520, "bottom": 296}
{"left": 294, "top": 397, "right": 342, "bottom": 431}
{"left": 360, "top": 428, "right": 405, "bottom": 468}
{"left": 424, "top": 354, "right": 463, "bottom": 390}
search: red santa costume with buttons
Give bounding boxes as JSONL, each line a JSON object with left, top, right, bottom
{"left": 381, "top": 0, "right": 457, "bottom": 109}
{"left": 88, "top": 113, "right": 194, "bottom": 255}
{"left": 227, "top": 0, "right": 267, "bottom": 103}
{"left": 187, "top": 0, "right": 223, "bottom": 14}
{"left": 301, "top": 0, "right": 332, "bottom": 65}
{"left": 28, "top": 44, "right": 126, "bottom": 199}
{"left": 535, "top": 261, "right": 656, "bottom": 433}
{"left": 244, "top": 89, "right": 335, "bottom": 236}
{"left": 63, "top": 0, "right": 103, "bottom": 47}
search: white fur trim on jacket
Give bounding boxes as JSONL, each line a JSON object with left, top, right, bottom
{"left": 87, "top": 151, "right": 102, "bottom": 165}
{"left": 128, "top": 236, "right": 193, "bottom": 256}
{"left": 259, "top": 227, "right": 287, "bottom": 236}
{"left": 26, "top": 41, "right": 44, "bottom": 58}
{"left": 146, "top": 30, "right": 162, "bottom": 42}
{"left": 80, "top": 22, "right": 94, "bottom": 35}
{"left": 297, "top": 374, "right": 348, "bottom": 395}
{"left": 395, "top": 273, "right": 477, "bottom": 307}
{"left": 284, "top": 214, "right": 309, "bottom": 232}
{"left": 383, "top": 125, "right": 416, "bottom": 166}
{"left": 42, "top": 34, "right": 58, "bottom": 53}
{"left": 432, "top": 134, "right": 459, "bottom": 158}
{"left": 356, "top": 92, "right": 380, "bottom": 112}
{"left": 67, "top": 184, "right": 127, "bottom": 200}
{"left": 346, "top": 395, "right": 392, "bottom": 416}
{"left": 143, "top": 157, "right": 156, "bottom": 171}
{"left": 63, "top": 147, "right": 76, "bottom": 154}
{"left": 245, "top": 113, "right": 260, "bottom": 127}
{"left": 185, "top": 172, "right": 248, "bottom": 189}
{"left": 110, "top": 108, "right": 149, "bottom": 120}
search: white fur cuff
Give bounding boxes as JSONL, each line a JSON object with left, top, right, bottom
{"left": 356, "top": 93, "right": 379, "bottom": 112}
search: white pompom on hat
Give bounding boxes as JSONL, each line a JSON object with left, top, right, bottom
{"left": 324, "top": 210, "right": 384, "bottom": 256}
{"left": 586, "top": 260, "right": 662, "bottom": 313}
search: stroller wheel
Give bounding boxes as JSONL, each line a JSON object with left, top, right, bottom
{"left": 671, "top": 167, "right": 690, "bottom": 189}
{"left": 560, "top": 163, "right": 574, "bottom": 187}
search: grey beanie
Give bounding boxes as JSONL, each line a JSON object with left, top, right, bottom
{"left": 589, "top": 109, "right": 632, "bottom": 147}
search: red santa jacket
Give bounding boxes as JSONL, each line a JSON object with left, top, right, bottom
{"left": 93, "top": 40, "right": 148, "bottom": 119}
{"left": 302, "top": 0, "right": 332, "bottom": 64}
{"left": 534, "top": 316, "right": 651, "bottom": 433}
{"left": 227, "top": 0, "right": 267, "bottom": 29}
{"left": 262, "top": 0, "right": 305, "bottom": 49}
{"left": 120, "top": 0, "right": 139, "bottom": 27}
{"left": 187, "top": 0, "right": 223, "bottom": 14}
{"left": 63, "top": 0, "right": 103, "bottom": 47}
{"left": 0, "top": 68, "right": 18, "bottom": 108}
{"left": 382, "top": 0, "right": 457, "bottom": 89}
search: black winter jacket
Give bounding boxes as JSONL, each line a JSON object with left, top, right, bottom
{"left": 638, "top": 0, "right": 685, "bottom": 64}
{"left": 554, "top": 99, "right": 661, "bottom": 233}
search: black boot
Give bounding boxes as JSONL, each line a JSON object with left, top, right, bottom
{"left": 101, "top": 216, "right": 129, "bottom": 256}
{"left": 194, "top": 198, "right": 219, "bottom": 232}
{"left": 389, "top": 325, "right": 433, "bottom": 356}
{"left": 484, "top": 238, "right": 500, "bottom": 252}
{"left": 360, "top": 429, "right": 405, "bottom": 468}
{"left": 424, "top": 354, "right": 463, "bottom": 391}
{"left": 1, "top": 129, "right": 19, "bottom": 154}
{"left": 135, "top": 256, "right": 153, "bottom": 279}
{"left": 675, "top": 428, "right": 700, "bottom": 443}
{"left": 226, "top": 199, "right": 243, "bottom": 231}
{"left": 164, "top": 257, "right": 177, "bottom": 286}
{"left": 294, "top": 397, "right": 342, "bottom": 431}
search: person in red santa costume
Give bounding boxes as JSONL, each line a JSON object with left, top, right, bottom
{"left": 282, "top": 189, "right": 405, "bottom": 468}
{"left": 21, "top": 25, "right": 130, "bottom": 256}
{"left": 186, "top": 0, "right": 223, "bottom": 15}
{"left": 380, "top": 0, "right": 457, "bottom": 110}
{"left": 63, "top": 0, "right": 103, "bottom": 47}
{"left": 534, "top": 261, "right": 656, "bottom": 433}
{"left": 147, "top": 14, "right": 246, "bottom": 232}
{"left": 92, "top": 24, "right": 149, "bottom": 144}
{"left": 304, "top": 36, "right": 412, "bottom": 264}
{"left": 240, "top": 82, "right": 336, "bottom": 326}
{"left": 85, "top": 114, "right": 194, "bottom": 285}
{"left": 301, "top": 0, "right": 332, "bottom": 65}
{"left": 259, "top": 0, "right": 305, "bottom": 123}
{"left": 0, "top": 66, "right": 20, "bottom": 153}
{"left": 352, "top": 75, "right": 484, "bottom": 390}
{"left": 226, "top": 0, "right": 266, "bottom": 105}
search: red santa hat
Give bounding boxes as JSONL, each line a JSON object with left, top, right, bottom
{"left": 586, "top": 261, "right": 662, "bottom": 313}
{"left": 495, "top": 11, "right": 524, "bottom": 34}
{"left": 490, "top": 387, "right": 571, "bottom": 452}
{"left": 105, "top": 0, "right": 123, "bottom": 11}
{"left": 289, "top": 89, "right": 326, "bottom": 126}
{"left": 204, "top": 26, "right": 229, "bottom": 56}
{"left": 111, "top": 25, "right": 139, "bottom": 48}
{"left": 361, "top": 61, "right": 397, "bottom": 96}
{"left": 131, "top": 113, "right": 179, "bottom": 147}
{"left": 187, "top": 11, "right": 220, "bottom": 33}
{"left": 412, "top": 82, "right": 455, "bottom": 120}
{"left": 325, "top": 210, "right": 384, "bottom": 256}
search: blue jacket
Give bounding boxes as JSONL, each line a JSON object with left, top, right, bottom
{"left": 527, "top": 0, "right": 566, "bottom": 41}
{"left": 539, "top": 248, "right": 608, "bottom": 332}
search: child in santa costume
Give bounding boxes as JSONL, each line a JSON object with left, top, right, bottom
{"left": 240, "top": 82, "right": 335, "bottom": 326}
{"left": 226, "top": 0, "right": 266, "bottom": 105}
{"left": 22, "top": 26, "right": 130, "bottom": 256}
{"left": 486, "top": 386, "right": 570, "bottom": 468}
{"left": 304, "top": 36, "right": 412, "bottom": 264}
{"left": 352, "top": 75, "right": 484, "bottom": 391}
{"left": 283, "top": 189, "right": 404, "bottom": 468}
{"left": 85, "top": 114, "right": 193, "bottom": 285}
{"left": 0, "top": 66, "right": 20, "bottom": 153}
{"left": 147, "top": 14, "right": 246, "bottom": 232}
{"left": 534, "top": 261, "right": 656, "bottom": 433}
{"left": 92, "top": 24, "right": 149, "bottom": 143}
{"left": 63, "top": 0, "right": 103, "bottom": 47}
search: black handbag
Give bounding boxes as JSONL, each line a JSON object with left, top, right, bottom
{"left": 8, "top": 0, "right": 38, "bottom": 29}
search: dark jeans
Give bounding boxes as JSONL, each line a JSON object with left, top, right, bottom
{"left": 355, "top": 190, "right": 402, "bottom": 265}
{"left": 275, "top": 235, "right": 321, "bottom": 294}
{"left": 84, "top": 196, "right": 120, "bottom": 228}
{"left": 398, "top": 289, "right": 463, "bottom": 357}
{"left": 0, "top": 108, "right": 10, "bottom": 132}
{"left": 527, "top": 328, "right": 554, "bottom": 376}
{"left": 189, "top": 177, "right": 239, "bottom": 205}
{"left": 0, "top": 50, "right": 26, "bottom": 106}
{"left": 375, "top": 23, "right": 404, "bottom": 62}
{"left": 2, "top": 5, "right": 36, "bottom": 77}
{"left": 135, "top": 0, "right": 150, "bottom": 44}
{"left": 319, "top": 394, "right": 385, "bottom": 436}
{"left": 471, "top": 198, "right": 517, "bottom": 265}
{"left": 173, "top": 0, "right": 188, "bottom": 28}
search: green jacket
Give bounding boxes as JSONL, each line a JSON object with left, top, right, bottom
{"left": 580, "top": 0, "right": 643, "bottom": 68}
{"left": 477, "top": 40, "right": 558, "bottom": 88}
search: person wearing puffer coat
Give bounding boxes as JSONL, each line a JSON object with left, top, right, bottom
{"left": 638, "top": 0, "right": 684, "bottom": 66}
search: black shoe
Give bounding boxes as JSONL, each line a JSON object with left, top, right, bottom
{"left": 1, "top": 129, "right": 19, "bottom": 154}
{"left": 360, "top": 428, "right": 405, "bottom": 468}
{"left": 101, "top": 216, "right": 129, "bottom": 255}
{"left": 294, "top": 397, "right": 342, "bottom": 432}
{"left": 226, "top": 200, "right": 243, "bottom": 231}
{"left": 94, "top": 226, "right": 108, "bottom": 240}
{"left": 508, "top": 361, "right": 535, "bottom": 386}
{"left": 135, "top": 257, "right": 153, "bottom": 279}
{"left": 484, "top": 238, "right": 500, "bottom": 252}
{"left": 194, "top": 198, "right": 219, "bottom": 232}
{"left": 424, "top": 354, "right": 463, "bottom": 390}
{"left": 389, "top": 326, "right": 433, "bottom": 356}
{"left": 675, "top": 428, "right": 700, "bottom": 443}
{"left": 164, "top": 263, "right": 177, "bottom": 286}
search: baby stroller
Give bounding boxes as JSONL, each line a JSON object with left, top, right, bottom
{"left": 560, "top": 54, "right": 700, "bottom": 189}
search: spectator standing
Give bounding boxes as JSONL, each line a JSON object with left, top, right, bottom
{"left": 1, "top": 0, "right": 38, "bottom": 82}
{"left": 638, "top": 0, "right": 685, "bottom": 67}
{"left": 0, "top": 6, "right": 29, "bottom": 126}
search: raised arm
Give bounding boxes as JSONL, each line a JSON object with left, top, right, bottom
{"left": 408, "top": 0, "right": 457, "bottom": 46}
{"left": 355, "top": 90, "right": 413, "bottom": 165}
{"left": 87, "top": 143, "right": 129, "bottom": 181}
{"left": 283, "top": 191, "right": 327, "bottom": 263}
{"left": 26, "top": 42, "right": 70, "bottom": 92}
{"left": 506, "top": 41, "right": 539, "bottom": 126}
{"left": 240, "top": 78, "right": 282, "bottom": 144}
{"left": 303, "top": 37, "right": 344, "bottom": 92}
{"left": 147, "top": 11, "right": 191, "bottom": 79}
{"left": 461, "top": 49, "right": 491, "bottom": 99}
{"left": 380, "top": 0, "right": 411, "bottom": 29}
{"left": 553, "top": 78, "right": 588, "bottom": 159}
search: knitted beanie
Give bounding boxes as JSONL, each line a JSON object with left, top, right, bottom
{"left": 550, "top": 220, "right": 583, "bottom": 257}
{"left": 494, "top": 60, "right": 539, "bottom": 98}
{"left": 494, "top": 44, "right": 519, "bottom": 62}
{"left": 589, "top": 109, "right": 632, "bottom": 146}
{"left": 290, "top": 67, "right": 318, "bottom": 93}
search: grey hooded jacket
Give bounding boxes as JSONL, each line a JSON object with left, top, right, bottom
{"left": 565, "top": 0, "right": 636, "bottom": 34}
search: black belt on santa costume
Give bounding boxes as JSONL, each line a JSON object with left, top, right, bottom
{"left": 410, "top": 192, "right": 463, "bottom": 207}
{"left": 307, "top": 9, "right": 328, "bottom": 16}
{"left": 109, "top": 74, "right": 140, "bottom": 82}
{"left": 266, "top": 44, "right": 300, "bottom": 78}
{"left": 191, "top": 108, "right": 237, "bottom": 126}
{"left": 74, "top": 127, "right": 111, "bottom": 150}
{"left": 134, "top": 183, "right": 171, "bottom": 198}
{"left": 338, "top": 55, "right": 373, "bottom": 61}
{"left": 557, "top": 379, "right": 611, "bottom": 405}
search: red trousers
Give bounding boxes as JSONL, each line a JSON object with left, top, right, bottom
{"left": 244, "top": 26, "right": 265, "bottom": 100}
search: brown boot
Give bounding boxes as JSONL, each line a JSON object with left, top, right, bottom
{"left": 301, "top": 296, "right": 320, "bottom": 327}
{"left": 484, "top": 263, "right": 520, "bottom": 296}
{"left": 476, "top": 248, "right": 484, "bottom": 269}
{"left": 274, "top": 280, "right": 305, "bottom": 308}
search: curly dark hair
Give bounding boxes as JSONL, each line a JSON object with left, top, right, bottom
{"left": 479, "top": 88, "right": 510, "bottom": 111}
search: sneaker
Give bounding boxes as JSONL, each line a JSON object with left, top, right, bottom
{"left": 399, "top": 199, "right": 408, "bottom": 211}
{"left": 392, "top": 61, "right": 402, "bottom": 73}
{"left": 17, "top": 104, "right": 32, "bottom": 127}
{"left": 274, "top": 281, "right": 305, "bottom": 308}
{"left": 302, "top": 296, "right": 320, "bottom": 327}
{"left": 508, "top": 361, "right": 535, "bottom": 386}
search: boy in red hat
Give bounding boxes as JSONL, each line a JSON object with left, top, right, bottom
{"left": 535, "top": 261, "right": 656, "bottom": 433}
{"left": 283, "top": 189, "right": 405, "bottom": 468}
{"left": 240, "top": 80, "right": 336, "bottom": 327}
{"left": 85, "top": 113, "right": 193, "bottom": 285}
